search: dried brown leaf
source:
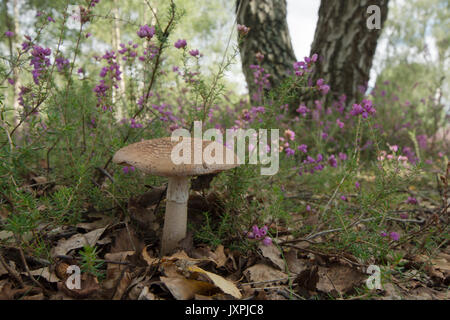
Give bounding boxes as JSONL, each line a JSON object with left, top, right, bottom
{"left": 188, "top": 265, "right": 242, "bottom": 299}
{"left": 51, "top": 227, "right": 107, "bottom": 257}
{"left": 259, "top": 243, "right": 286, "bottom": 271}
{"left": 160, "top": 276, "right": 216, "bottom": 300}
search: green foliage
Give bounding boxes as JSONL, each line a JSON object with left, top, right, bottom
{"left": 79, "top": 245, "right": 104, "bottom": 279}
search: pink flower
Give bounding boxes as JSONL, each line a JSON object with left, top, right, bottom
{"left": 189, "top": 49, "right": 199, "bottom": 57}
{"left": 237, "top": 24, "right": 250, "bottom": 36}
{"left": 284, "top": 129, "right": 295, "bottom": 141}
{"left": 262, "top": 237, "right": 272, "bottom": 246}
{"left": 389, "top": 144, "right": 399, "bottom": 153}
{"left": 389, "top": 232, "right": 400, "bottom": 241}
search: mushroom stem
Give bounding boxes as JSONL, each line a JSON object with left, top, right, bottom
{"left": 161, "top": 176, "right": 191, "bottom": 255}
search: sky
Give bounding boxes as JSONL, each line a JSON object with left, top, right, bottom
{"left": 286, "top": 0, "right": 320, "bottom": 60}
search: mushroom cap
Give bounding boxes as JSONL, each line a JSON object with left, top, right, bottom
{"left": 113, "top": 137, "right": 240, "bottom": 177}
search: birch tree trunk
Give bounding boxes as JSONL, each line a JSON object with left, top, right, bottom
{"left": 309, "top": 0, "right": 389, "bottom": 104}
{"left": 236, "top": 0, "right": 296, "bottom": 102}
{"left": 112, "top": 0, "right": 126, "bottom": 120}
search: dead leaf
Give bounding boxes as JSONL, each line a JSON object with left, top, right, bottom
{"left": 76, "top": 213, "right": 115, "bottom": 231}
{"left": 316, "top": 264, "right": 365, "bottom": 295}
{"left": 23, "top": 267, "right": 59, "bottom": 283}
{"left": 213, "top": 245, "right": 227, "bottom": 268}
{"left": 295, "top": 265, "right": 319, "bottom": 292}
{"left": 58, "top": 273, "right": 100, "bottom": 299}
{"left": 102, "top": 251, "right": 134, "bottom": 299}
{"left": 243, "top": 264, "right": 288, "bottom": 288}
{"left": 406, "top": 286, "right": 449, "bottom": 300}
{"left": 138, "top": 286, "right": 157, "bottom": 300}
{"left": 432, "top": 253, "right": 450, "bottom": 276}
{"left": 188, "top": 265, "right": 242, "bottom": 299}
{"left": 382, "top": 282, "right": 403, "bottom": 300}
{"left": 285, "top": 249, "right": 308, "bottom": 274}
{"left": 259, "top": 243, "right": 285, "bottom": 271}
{"left": 0, "top": 206, "right": 9, "bottom": 220}
{"left": 160, "top": 276, "right": 216, "bottom": 300}
{"left": 51, "top": 227, "right": 107, "bottom": 257}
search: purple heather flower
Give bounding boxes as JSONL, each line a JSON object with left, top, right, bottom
{"left": 285, "top": 147, "right": 295, "bottom": 157}
{"left": 350, "top": 104, "right": 364, "bottom": 116}
{"left": 336, "top": 118, "right": 345, "bottom": 129}
{"left": 340, "top": 195, "right": 347, "bottom": 201}
{"left": 47, "top": 16, "right": 55, "bottom": 23}
{"left": 306, "top": 205, "right": 311, "bottom": 211}
{"left": 5, "top": 31, "right": 14, "bottom": 37}
{"left": 338, "top": 152, "right": 347, "bottom": 161}
{"left": 298, "top": 144, "right": 308, "bottom": 153}
{"left": 247, "top": 231, "right": 255, "bottom": 239}
{"left": 399, "top": 213, "right": 408, "bottom": 219}
{"left": 237, "top": 24, "right": 250, "bottom": 35}
{"left": 123, "top": 166, "right": 135, "bottom": 174}
{"left": 262, "top": 237, "right": 272, "bottom": 246}
{"left": 406, "top": 196, "right": 418, "bottom": 205}
{"left": 328, "top": 155, "right": 338, "bottom": 167}
{"left": 355, "top": 181, "right": 360, "bottom": 189}
{"left": 189, "top": 49, "right": 199, "bottom": 57}
{"left": 389, "top": 232, "right": 400, "bottom": 241}
{"left": 137, "top": 24, "right": 155, "bottom": 39}
{"left": 320, "top": 84, "right": 330, "bottom": 95}
{"left": 259, "top": 226, "right": 268, "bottom": 237}
{"left": 7, "top": 78, "right": 14, "bottom": 85}
{"left": 416, "top": 134, "right": 428, "bottom": 150}
{"left": 174, "top": 39, "right": 187, "bottom": 49}
{"left": 296, "top": 104, "right": 309, "bottom": 116}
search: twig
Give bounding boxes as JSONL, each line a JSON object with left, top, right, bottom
{"left": 15, "top": 236, "right": 49, "bottom": 295}
{"left": 0, "top": 250, "right": 25, "bottom": 287}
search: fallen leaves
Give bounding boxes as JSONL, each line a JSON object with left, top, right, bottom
{"left": 51, "top": 227, "right": 108, "bottom": 257}
{"left": 188, "top": 265, "right": 242, "bottom": 299}
{"left": 160, "top": 276, "right": 216, "bottom": 300}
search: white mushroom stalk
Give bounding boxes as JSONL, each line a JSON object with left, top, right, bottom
{"left": 162, "top": 176, "right": 190, "bottom": 254}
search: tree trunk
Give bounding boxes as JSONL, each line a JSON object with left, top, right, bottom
{"left": 236, "top": 0, "right": 296, "bottom": 102}
{"left": 309, "top": 0, "right": 389, "bottom": 105}
{"left": 112, "top": 0, "right": 126, "bottom": 120}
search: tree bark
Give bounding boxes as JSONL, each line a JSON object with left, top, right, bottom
{"left": 112, "top": 0, "right": 126, "bottom": 120}
{"left": 309, "top": 0, "right": 389, "bottom": 105}
{"left": 236, "top": 0, "right": 296, "bottom": 102}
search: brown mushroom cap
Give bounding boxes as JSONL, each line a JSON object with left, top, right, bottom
{"left": 113, "top": 137, "right": 239, "bottom": 177}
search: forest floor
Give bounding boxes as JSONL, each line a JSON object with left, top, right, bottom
{"left": 0, "top": 164, "right": 449, "bottom": 300}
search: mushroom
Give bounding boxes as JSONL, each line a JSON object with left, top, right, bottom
{"left": 113, "top": 137, "right": 239, "bottom": 255}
